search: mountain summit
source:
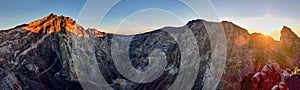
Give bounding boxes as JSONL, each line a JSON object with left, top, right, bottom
{"left": 21, "top": 13, "right": 109, "bottom": 37}
{"left": 23, "top": 13, "right": 76, "bottom": 33}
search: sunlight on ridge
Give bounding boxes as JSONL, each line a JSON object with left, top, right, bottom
{"left": 221, "top": 15, "right": 300, "bottom": 40}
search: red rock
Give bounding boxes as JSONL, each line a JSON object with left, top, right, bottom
{"left": 250, "top": 62, "right": 283, "bottom": 90}
{"left": 287, "top": 75, "right": 300, "bottom": 90}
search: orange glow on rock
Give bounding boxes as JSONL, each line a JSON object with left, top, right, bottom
{"left": 23, "top": 13, "right": 89, "bottom": 37}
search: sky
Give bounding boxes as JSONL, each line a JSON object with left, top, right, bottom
{"left": 0, "top": 0, "right": 299, "bottom": 40}
{"left": 211, "top": 0, "right": 300, "bottom": 40}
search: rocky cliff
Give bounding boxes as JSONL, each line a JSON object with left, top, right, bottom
{"left": 0, "top": 14, "right": 299, "bottom": 90}
{"left": 221, "top": 21, "right": 300, "bottom": 90}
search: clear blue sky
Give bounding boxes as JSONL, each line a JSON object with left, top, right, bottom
{"left": 1, "top": 0, "right": 299, "bottom": 36}
{"left": 0, "top": 0, "right": 85, "bottom": 30}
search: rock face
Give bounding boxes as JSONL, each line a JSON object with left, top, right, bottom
{"left": 0, "top": 14, "right": 87, "bottom": 89}
{"left": 250, "top": 62, "right": 283, "bottom": 90}
{"left": 93, "top": 20, "right": 212, "bottom": 90}
{"left": 0, "top": 14, "right": 300, "bottom": 90}
{"left": 221, "top": 22, "right": 300, "bottom": 90}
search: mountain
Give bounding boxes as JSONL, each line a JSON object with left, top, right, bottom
{"left": 0, "top": 14, "right": 300, "bottom": 90}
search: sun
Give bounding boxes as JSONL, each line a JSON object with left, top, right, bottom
{"left": 221, "top": 15, "right": 298, "bottom": 40}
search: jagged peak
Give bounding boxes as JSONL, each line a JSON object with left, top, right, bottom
{"left": 86, "top": 28, "right": 108, "bottom": 37}
{"left": 23, "top": 13, "right": 77, "bottom": 34}
{"left": 222, "top": 21, "right": 248, "bottom": 31}
{"left": 280, "top": 26, "right": 299, "bottom": 41}
{"left": 186, "top": 19, "right": 205, "bottom": 25}
{"left": 281, "top": 26, "right": 296, "bottom": 36}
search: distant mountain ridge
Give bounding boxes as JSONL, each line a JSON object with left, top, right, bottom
{"left": 0, "top": 14, "right": 299, "bottom": 90}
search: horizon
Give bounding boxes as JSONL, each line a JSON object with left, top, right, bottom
{"left": 1, "top": 13, "right": 298, "bottom": 41}
{"left": 0, "top": 0, "right": 299, "bottom": 40}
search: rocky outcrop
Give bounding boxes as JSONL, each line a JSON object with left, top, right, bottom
{"left": 281, "top": 26, "right": 300, "bottom": 49}
{"left": 250, "top": 62, "right": 283, "bottom": 90}
{"left": 23, "top": 13, "right": 89, "bottom": 37}
{"left": 280, "top": 26, "right": 300, "bottom": 66}
{"left": 1, "top": 14, "right": 300, "bottom": 90}
{"left": 220, "top": 22, "right": 300, "bottom": 90}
